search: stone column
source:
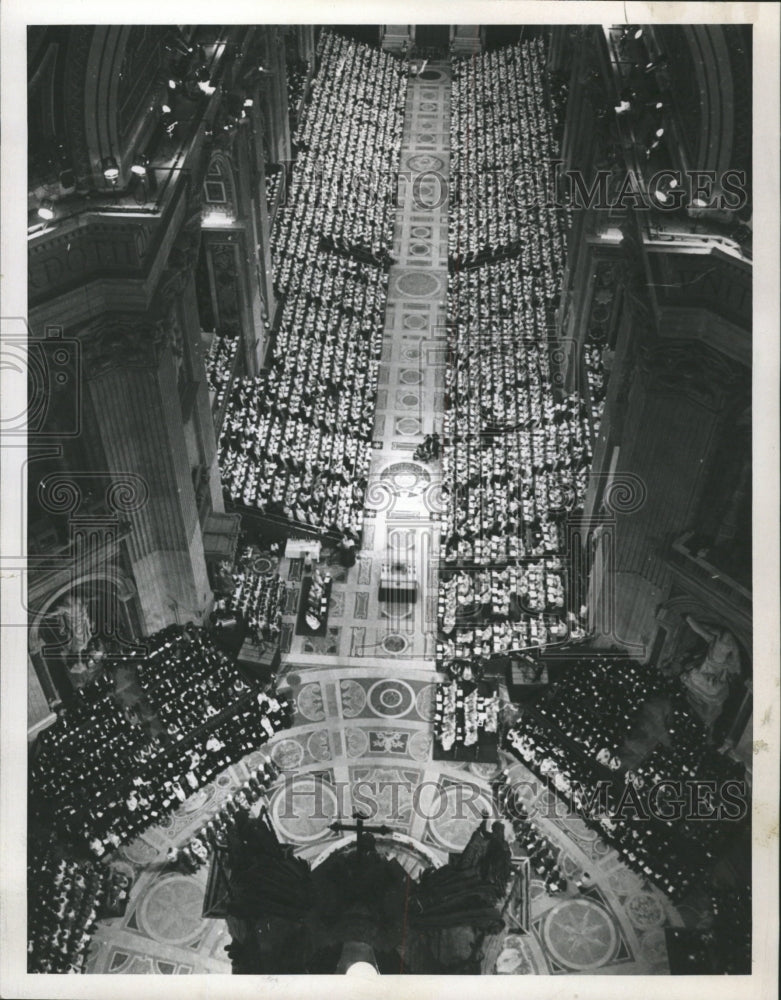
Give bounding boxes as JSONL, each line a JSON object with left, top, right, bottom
{"left": 382, "top": 26, "right": 413, "bottom": 53}
{"left": 451, "top": 26, "right": 481, "bottom": 57}
{"left": 82, "top": 314, "right": 212, "bottom": 634}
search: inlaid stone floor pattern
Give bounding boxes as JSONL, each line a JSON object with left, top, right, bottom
{"left": 87, "top": 61, "right": 684, "bottom": 976}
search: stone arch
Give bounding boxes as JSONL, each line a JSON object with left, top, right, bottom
{"left": 81, "top": 27, "right": 166, "bottom": 190}
{"left": 29, "top": 569, "right": 138, "bottom": 657}
{"left": 654, "top": 595, "right": 751, "bottom": 673}
{"left": 202, "top": 151, "right": 239, "bottom": 222}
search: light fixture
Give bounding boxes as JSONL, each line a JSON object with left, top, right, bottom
{"left": 198, "top": 81, "right": 216, "bottom": 95}
{"left": 168, "top": 78, "right": 178, "bottom": 90}
{"left": 345, "top": 962, "right": 379, "bottom": 978}
{"left": 654, "top": 189, "right": 670, "bottom": 205}
{"left": 243, "top": 98, "right": 254, "bottom": 108}
{"left": 655, "top": 127, "right": 665, "bottom": 138}
{"left": 37, "top": 198, "right": 55, "bottom": 221}
{"left": 101, "top": 156, "right": 120, "bottom": 182}
{"left": 162, "top": 103, "right": 172, "bottom": 114}
{"left": 131, "top": 155, "right": 149, "bottom": 176}
{"left": 693, "top": 196, "right": 708, "bottom": 208}
{"left": 633, "top": 28, "right": 644, "bottom": 40}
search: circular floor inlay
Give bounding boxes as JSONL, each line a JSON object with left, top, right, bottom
{"left": 122, "top": 837, "right": 160, "bottom": 865}
{"left": 381, "top": 687, "right": 404, "bottom": 706}
{"left": 367, "top": 678, "right": 415, "bottom": 717}
{"left": 428, "top": 785, "right": 493, "bottom": 851}
{"left": 381, "top": 461, "right": 431, "bottom": 492}
{"left": 409, "top": 243, "right": 430, "bottom": 256}
{"left": 296, "top": 681, "right": 326, "bottom": 721}
{"left": 271, "top": 775, "right": 338, "bottom": 843}
{"left": 137, "top": 876, "right": 206, "bottom": 945}
{"left": 381, "top": 634, "right": 409, "bottom": 655}
{"left": 409, "top": 730, "right": 433, "bottom": 761}
{"left": 626, "top": 891, "right": 666, "bottom": 929}
{"left": 543, "top": 899, "right": 617, "bottom": 970}
{"left": 340, "top": 678, "right": 367, "bottom": 717}
{"left": 408, "top": 154, "right": 445, "bottom": 173}
{"left": 252, "top": 555, "right": 275, "bottom": 575}
{"left": 420, "top": 69, "right": 444, "bottom": 80}
{"left": 410, "top": 225, "right": 432, "bottom": 239}
{"left": 307, "top": 730, "right": 331, "bottom": 762}
{"left": 416, "top": 134, "right": 435, "bottom": 145}
{"left": 396, "top": 271, "right": 441, "bottom": 298}
{"left": 415, "top": 683, "right": 437, "bottom": 721}
{"left": 396, "top": 416, "right": 421, "bottom": 435}
{"left": 270, "top": 737, "right": 305, "bottom": 771}
{"left": 400, "top": 368, "right": 423, "bottom": 384}
{"left": 420, "top": 102, "right": 437, "bottom": 112}
{"left": 345, "top": 727, "right": 370, "bottom": 757}
{"left": 403, "top": 314, "right": 427, "bottom": 330}
{"left": 401, "top": 393, "right": 419, "bottom": 408}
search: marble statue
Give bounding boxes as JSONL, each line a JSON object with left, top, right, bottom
{"left": 681, "top": 614, "right": 742, "bottom": 726}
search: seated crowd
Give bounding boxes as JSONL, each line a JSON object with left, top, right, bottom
{"left": 135, "top": 624, "right": 258, "bottom": 734}
{"left": 303, "top": 565, "right": 332, "bottom": 632}
{"left": 506, "top": 684, "right": 748, "bottom": 900}
{"left": 27, "top": 849, "right": 107, "bottom": 973}
{"left": 30, "top": 625, "right": 291, "bottom": 858}
{"left": 205, "top": 333, "right": 239, "bottom": 415}
{"left": 433, "top": 679, "right": 500, "bottom": 752}
{"left": 219, "top": 31, "right": 406, "bottom": 540}
{"left": 708, "top": 887, "right": 751, "bottom": 974}
{"left": 440, "top": 43, "right": 590, "bottom": 676}
{"left": 438, "top": 231, "right": 591, "bottom": 668}
{"left": 494, "top": 778, "right": 567, "bottom": 896}
{"left": 535, "top": 655, "right": 665, "bottom": 765}
{"left": 214, "top": 568, "right": 286, "bottom": 644}
{"left": 167, "top": 756, "right": 279, "bottom": 873}
{"left": 450, "top": 38, "right": 571, "bottom": 267}
{"left": 507, "top": 719, "right": 698, "bottom": 898}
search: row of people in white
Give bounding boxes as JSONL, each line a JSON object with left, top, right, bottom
{"left": 205, "top": 334, "right": 239, "bottom": 414}
{"left": 168, "top": 757, "right": 278, "bottom": 872}
{"left": 450, "top": 38, "right": 568, "bottom": 264}
{"left": 216, "top": 570, "right": 286, "bottom": 643}
{"left": 286, "top": 31, "right": 405, "bottom": 260}
{"left": 219, "top": 33, "right": 404, "bottom": 538}
{"left": 433, "top": 680, "right": 499, "bottom": 751}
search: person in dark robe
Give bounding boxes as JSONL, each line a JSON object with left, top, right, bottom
{"left": 452, "top": 814, "right": 490, "bottom": 872}
{"left": 479, "top": 822, "right": 513, "bottom": 897}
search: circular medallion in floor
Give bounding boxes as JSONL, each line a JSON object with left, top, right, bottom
{"left": 367, "top": 677, "right": 415, "bottom": 716}
{"left": 271, "top": 775, "right": 338, "bottom": 843}
{"left": 408, "top": 153, "right": 445, "bottom": 173}
{"left": 395, "top": 270, "right": 442, "bottom": 298}
{"left": 137, "top": 875, "right": 207, "bottom": 945}
{"left": 543, "top": 898, "right": 618, "bottom": 970}
{"left": 427, "top": 784, "right": 494, "bottom": 851}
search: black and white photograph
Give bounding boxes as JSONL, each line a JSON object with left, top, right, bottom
{"left": 0, "top": 3, "right": 778, "bottom": 998}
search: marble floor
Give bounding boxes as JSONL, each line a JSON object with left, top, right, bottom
{"left": 86, "top": 61, "right": 694, "bottom": 977}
